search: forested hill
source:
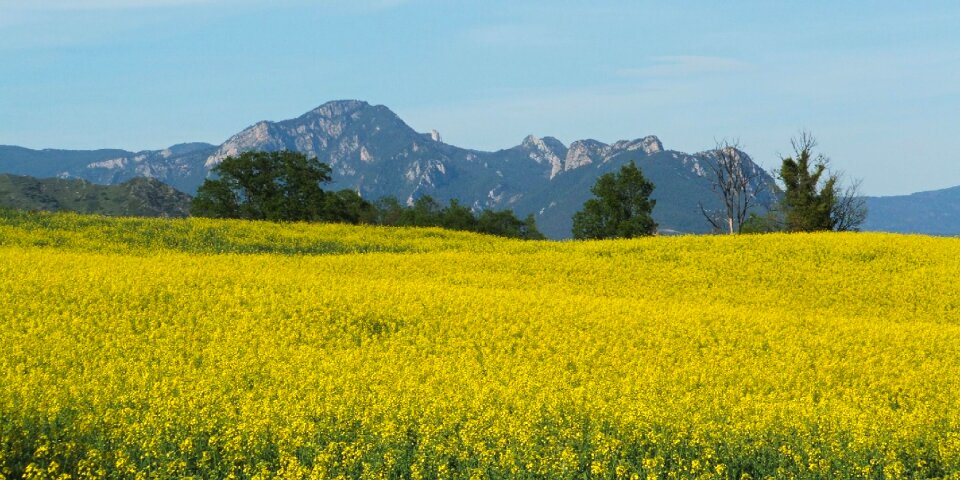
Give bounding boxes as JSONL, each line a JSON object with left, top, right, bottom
{"left": 0, "top": 174, "right": 191, "bottom": 217}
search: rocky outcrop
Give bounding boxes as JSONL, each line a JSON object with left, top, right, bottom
{"left": 521, "top": 135, "right": 568, "bottom": 178}
{"left": 564, "top": 140, "right": 608, "bottom": 171}
{"left": 205, "top": 122, "right": 285, "bottom": 168}
{"left": 610, "top": 136, "right": 663, "bottom": 155}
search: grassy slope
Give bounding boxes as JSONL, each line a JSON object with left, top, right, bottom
{"left": 2, "top": 211, "right": 960, "bottom": 478}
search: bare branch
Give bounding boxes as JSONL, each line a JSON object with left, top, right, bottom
{"left": 700, "top": 139, "right": 768, "bottom": 233}
{"left": 832, "top": 175, "right": 868, "bottom": 232}
{"left": 790, "top": 130, "right": 817, "bottom": 158}
{"left": 698, "top": 201, "right": 725, "bottom": 233}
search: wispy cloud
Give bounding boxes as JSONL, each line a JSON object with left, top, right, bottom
{"left": 618, "top": 56, "right": 749, "bottom": 78}
{"left": 0, "top": 0, "right": 217, "bottom": 10}
{"left": 0, "top": 0, "right": 409, "bottom": 11}
{"left": 0, "top": 0, "right": 412, "bottom": 48}
{"left": 314, "top": 0, "right": 412, "bottom": 14}
{"left": 360, "top": 0, "right": 409, "bottom": 10}
{"left": 465, "top": 23, "right": 559, "bottom": 48}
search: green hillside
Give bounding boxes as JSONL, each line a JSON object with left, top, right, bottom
{"left": 0, "top": 174, "right": 191, "bottom": 217}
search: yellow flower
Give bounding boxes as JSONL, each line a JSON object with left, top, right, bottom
{"left": 2, "top": 211, "right": 960, "bottom": 478}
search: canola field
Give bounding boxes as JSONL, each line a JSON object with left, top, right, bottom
{"left": 2, "top": 210, "right": 960, "bottom": 479}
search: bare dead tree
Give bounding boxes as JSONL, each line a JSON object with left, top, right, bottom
{"left": 699, "top": 206, "right": 727, "bottom": 234}
{"left": 831, "top": 175, "right": 868, "bottom": 231}
{"left": 699, "top": 139, "right": 768, "bottom": 234}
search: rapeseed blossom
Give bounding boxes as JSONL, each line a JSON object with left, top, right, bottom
{"left": 1, "top": 211, "right": 959, "bottom": 478}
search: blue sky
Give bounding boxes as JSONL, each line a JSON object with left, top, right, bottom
{"left": 1, "top": 0, "right": 958, "bottom": 195}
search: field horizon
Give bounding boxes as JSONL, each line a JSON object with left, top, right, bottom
{"left": 2, "top": 211, "right": 959, "bottom": 478}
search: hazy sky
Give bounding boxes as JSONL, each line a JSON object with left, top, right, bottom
{"left": 1, "top": 0, "right": 958, "bottom": 195}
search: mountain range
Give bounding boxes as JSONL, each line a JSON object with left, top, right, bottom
{"left": 0, "top": 100, "right": 779, "bottom": 238}
{"left": 863, "top": 187, "right": 960, "bottom": 235}
{"left": 1, "top": 99, "right": 956, "bottom": 237}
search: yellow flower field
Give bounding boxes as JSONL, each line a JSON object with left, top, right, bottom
{"left": 1, "top": 210, "right": 960, "bottom": 479}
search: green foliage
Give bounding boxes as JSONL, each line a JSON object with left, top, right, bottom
{"left": 440, "top": 199, "right": 477, "bottom": 231}
{"left": 572, "top": 161, "right": 657, "bottom": 239}
{"left": 322, "top": 189, "right": 378, "bottom": 224}
{"left": 477, "top": 210, "right": 544, "bottom": 240}
{"left": 191, "top": 150, "right": 338, "bottom": 222}
{"left": 374, "top": 195, "right": 545, "bottom": 240}
{"left": 370, "top": 196, "right": 405, "bottom": 226}
{"left": 188, "top": 150, "right": 545, "bottom": 239}
{"left": 777, "top": 134, "right": 838, "bottom": 232}
{"left": 399, "top": 196, "right": 443, "bottom": 227}
{"left": 740, "top": 211, "right": 784, "bottom": 234}
{"left": 760, "top": 133, "right": 867, "bottom": 234}
{"left": 0, "top": 174, "right": 191, "bottom": 217}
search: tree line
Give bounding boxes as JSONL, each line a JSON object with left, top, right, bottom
{"left": 190, "top": 150, "right": 545, "bottom": 240}
{"left": 571, "top": 131, "right": 868, "bottom": 239}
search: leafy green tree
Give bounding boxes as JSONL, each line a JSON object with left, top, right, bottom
{"left": 778, "top": 132, "right": 838, "bottom": 232}
{"left": 189, "top": 178, "right": 241, "bottom": 219}
{"left": 190, "top": 151, "right": 549, "bottom": 238}
{"left": 477, "top": 210, "right": 545, "bottom": 240}
{"left": 572, "top": 161, "right": 657, "bottom": 239}
{"left": 440, "top": 199, "right": 479, "bottom": 231}
{"left": 741, "top": 132, "right": 866, "bottom": 234}
{"left": 400, "top": 196, "right": 443, "bottom": 227}
{"left": 191, "top": 150, "right": 333, "bottom": 221}
{"left": 520, "top": 214, "right": 546, "bottom": 240}
{"left": 371, "top": 195, "right": 544, "bottom": 239}
{"left": 322, "top": 189, "right": 376, "bottom": 224}
{"left": 371, "top": 196, "right": 406, "bottom": 226}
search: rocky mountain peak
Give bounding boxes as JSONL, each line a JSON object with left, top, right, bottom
{"left": 521, "top": 135, "right": 566, "bottom": 151}
{"left": 609, "top": 135, "right": 663, "bottom": 155}
{"left": 205, "top": 121, "right": 283, "bottom": 168}
{"left": 302, "top": 100, "right": 371, "bottom": 119}
{"left": 564, "top": 139, "right": 609, "bottom": 171}
{"left": 204, "top": 100, "right": 424, "bottom": 169}
{"left": 521, "top": 135, "right": 568, "bottom": 178}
